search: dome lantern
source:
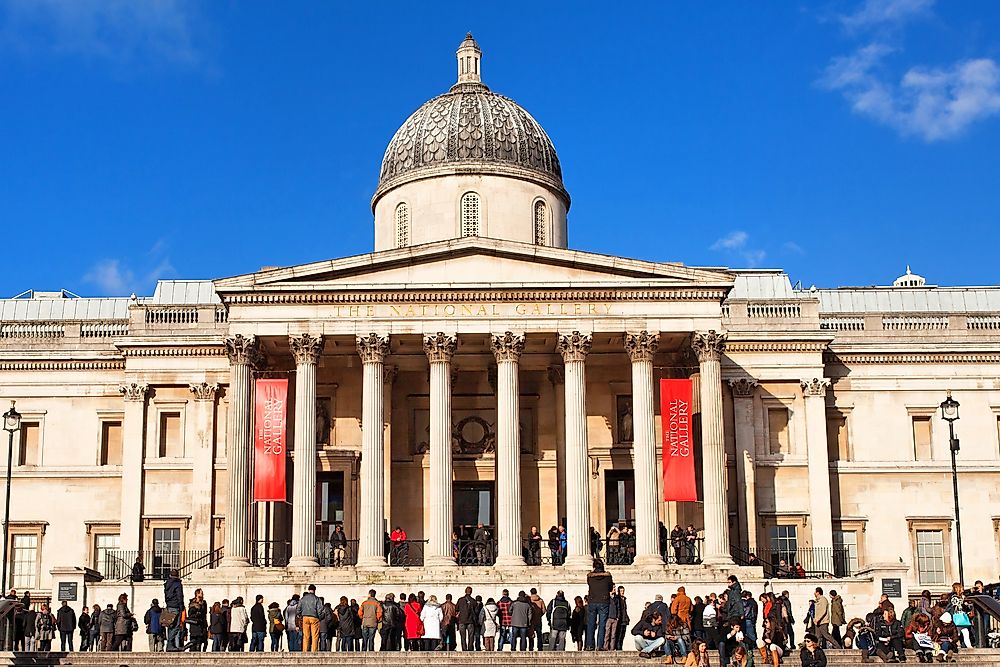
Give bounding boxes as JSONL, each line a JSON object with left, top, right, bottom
{"left": 456, "top": 32, "right": 482, "bottom": 85}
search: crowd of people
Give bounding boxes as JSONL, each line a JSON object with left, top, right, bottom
{"left": 3, "top": 565, "right": 994, "bottom": 662}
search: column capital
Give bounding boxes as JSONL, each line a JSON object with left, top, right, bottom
{"left": 547, "top": 365, "right": 565, "bottom": 385}
{"left": 728, "top": 377, "right": 758, "bottom": 398}
{"left": 800, "top": 377, "right": 831, "bottom": 397}
{"left": 224, "top": 334, "right": 261, "bottom": 366}
{"left": 692, "top": 330, "right": 727, "bottom": 363}
{"left": 357, "top": 333, "right": 390, "bottom": 364}
{"left": 289, "top": 333, "right": 324, "bottom": 365}
{"left": 119, "top": 382, "right": 149, "bottom": 402}
{"left": 490, "top": 331, "right": 524, "bottom": 363}
{"left": 189, "top": 382, "right": 219, "bottom": 402}
{"left": 423, "top": 332, "right": 457, "bottom": 363}
{"left": 624, "top": 330, "right": 659, "bottom": 362}
{"left": 557, "top": 331, "right": 592, "bottom": 363}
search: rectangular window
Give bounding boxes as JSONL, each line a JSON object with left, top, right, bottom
{"left": 916, "top": 529, "right": 945, "bottom": 585}
{"left": 152, "top": 527, "right": 181, "bottom": 579}
{"left": 17, "top": 422, "right": 40, "bottom": 466}
{"left": 768, "top": 524, "right": 798, "bottom": 569}
{"left": 827, "top": 414, "right": 849, "bottom": 461}
{"left": 912, "top": 416, "right": 932, "bottom": 460}
{"left": 10, "top": 534, "right": 38, "bottom": 590}
{"left": 832, "top": 530, "right": 859, "bottom": 577}
{"left": 767, "top": 408, "right": 790, "bottom": 455}
{"left": 315, "top": 472, "right": 345, "bottom": 542}
{"left": 100, "top": 421, "right": 123, "bottom": 466}
{"left": 93, "top": 533, "right": 120, "bottom": 576}
{"left": 157, "top": 412, "right": 182, "bottom": 458}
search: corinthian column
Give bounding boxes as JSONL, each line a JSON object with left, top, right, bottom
{"left": 491, "top": 331, "right": 526, "bottom": 567}
{"left": 424, "top": 332, "right": 457, "bottom": 567}
{"left": 728, "top": 378, "right": 758, "bottom": 552}
{"left": 558, "top": 331, "right": 592, "bottom": 568}
{"left": 221, "top": 334, "right": 260, "bottom": 568}
{"left": 692, "top": 330, "right": 732, "bottom": 565}
{"left": 625, "top": 331, "right": 663, "bottom": 567}
{"left": 357, "top": 333, "right": 390, "bottom": 568}
{"left": 119, "top": 382, "right": 148, "bottom": 552}
{"left": 289, "top": 333, "right": 324, "bottom": 568}
{"left": 802, "top": 377, "right": 834, "bottom": 570}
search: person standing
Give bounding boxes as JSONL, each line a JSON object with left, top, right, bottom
{"left": 481, "top": 597, "right": 500, "bottom": 651}
{"left": 496, "top": 589, "right": 513, "bottom": 651}
{"left": 829, "top": 590, "right": 845, "bottom": 647}
{"left": 510, "top": 591, "right": 532, "bottom": 651}
{"left": 98, "top": 603, "right": 115, "bottom": 651}
{"left": 615, "top": 586, "right": 630, "bottom": 650}
{"left": 78, "top": 604, "right": 92, "bottom": 651}
{"left": 209, "top": 602, "right": 226, "bottom": 651}
{"left": 741, "top": 591, "right": 758, "bottom": 643}
{"left": 359, "top": 589, "right": 383, "bottom": 651}
{"left": 131, "top": 556, "right": 145, "bottom": 582}
{"left": 571, "top": 596, "right": 587, "bottom": 651}
{"left": 528, "top": 588, "right": 545, "bottom": 651}
{"left": 605, "top": 587, "right": 622, "bottom": 650}
{"left": 284, "top": 594, "right": 301, "bottom": 652}
{"left": 724, "top": 576, "right": 744, "bottom": 627}
{"left": 299, "top": 585, "right": 321, "bottom": 652}
{"left": 811, "top": 588, "right": 840, "bottom": 649}
{"left": 380, "top": 593, "right": 402, "bottom": 651}
{"left": 403, "top": 594, "right": 423, "bottom": 652}
{"left": 266, "top": 602, "right": 284, "bottom": 652}
{"left": 249, "top": 595, "right": 267, "bottom": 652}
{"left": 229, "top": 597, "right": 249, "bottom": 651}
{"left": 420, "top": 595, "right": 443, "bottom": 651}
{"left": 546, "top": 590, "right": 572, "bottom": 651}
{"left": 330, "top": 524, "right": 348, "bottom": 567}
{"left": 672, "top": 587, "right": 692, "bottom": 630}
{"left": 35, "top": 603, "right": 56, "bottom": 651}
{"left": 163, "top": 568, "right": 185, "bottom": 651}
{"left": 144, "top": 598, "right": 164, "bottom": 652}
{"left": 586, "top": 559, "right": 614, "bottom": 650}
{"left": 57, "top": 600, "right": 77, "bottom": 651}
{"left": 187, "top": 594, "right": 208, "bottom": 652}
{"left": 456, "top": 586, "right": 478, "bottom": 651}
{"left": 111, "top": 593, "right": 133, "bottom": 651}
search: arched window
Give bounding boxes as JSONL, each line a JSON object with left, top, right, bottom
{"left": 395, "top": 202, "right": 409, "bottom": 248}
{"left": 461, "top": 192, "right": 480, "bottom": 237}
{"left": 533, "top": 200, "right": 547, "bottom": 245}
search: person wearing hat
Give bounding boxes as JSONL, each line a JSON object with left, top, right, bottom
{"left": 800, "top": 633, "right": 827, "bottom": 667}
{"left": 933, "top": 612, "right": 959, "bottom": 662}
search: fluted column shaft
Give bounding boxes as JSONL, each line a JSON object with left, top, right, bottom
{"left": 357, "top": 334, "right": 390, "bottom": 568}
{"left": 492, "top": 332, "right": 525, "bottom": 567}
{"left": 289, "top": 334, "right": 324, "bottom": 568}
{"left": 222, "top": 335, "right": 259, "bottom": 568}
{"left": 425, "top": 333, "right": 457, "bottom": 567}
{"left": 558, "top": 331, "right": 592, "bottom": 568}
{"left": 693, "top": 330, "right": 732, "bottom": 565}
{"left": 626, "top": 331, "right": 662, "bottom": 566}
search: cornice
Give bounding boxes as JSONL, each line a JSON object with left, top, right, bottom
{"left": 223, "top": 287, "right": 729, "bottom": 306}
{"left": 120, "top": 345, "right": 226, "bottom": 358}
{"left": 726, "top": 341, "right": 828, "bottom": 353}
{"left": 0, "top": 359, "right": 125, "bottom": 371}
{"left": 826, "top": 351, "right": 1000, "bottom": 365}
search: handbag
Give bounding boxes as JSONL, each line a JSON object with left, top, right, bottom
{"left": 159, "top": 610, "right": 177, "bottom": 627}
{"left": 952, "top": 611, "right": 972, "bottom": 627}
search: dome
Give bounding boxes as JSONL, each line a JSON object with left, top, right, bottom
{"left": 373, "top": 34, "right": 567, "bottom": 209}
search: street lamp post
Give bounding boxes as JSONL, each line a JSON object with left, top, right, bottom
{"left": 940, "top": 392, "right": 963, "bottom": 585}
{"left": 1, "top": 401, "right": 22, "bottom": 594}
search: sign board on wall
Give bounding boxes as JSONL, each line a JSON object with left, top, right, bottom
{"left": 57, "top": 582, "right": 78, "bottom": 602}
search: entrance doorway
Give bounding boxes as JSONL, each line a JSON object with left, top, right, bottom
{"left": 453, "top": 482, "right": 495, "bottom": 539}
{"left": 604, "top": 470, "right": 636, "bottom": 531}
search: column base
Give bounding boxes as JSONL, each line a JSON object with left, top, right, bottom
{"left": 494, "top": 554, "right": 526, "bottom": 568}
{"left": 563, "top": 554, "right": 594, "bottom": 570}
{"left": 219, "top": 557, "right": 251, "bottom": 569}
{"left": 425, "top": 555, "right": 457, "bottom": 568}
{"left": 355, "top": 556, "right": 387, "bottom": 569}
{"left": 701, "top": 554, "right": 735, "bottom": 567}
{"left": 632, "top": 554, "right": 667, "bottom": 569}
{"left": 288, "top": 556, "right": 319, "bottom": 568}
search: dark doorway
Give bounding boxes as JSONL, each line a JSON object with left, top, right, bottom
{"left": 604, "top": 470, "right": 636, "bottom": 530}
{"left": 453, "top": 482, "right": 495, "bottom": 539}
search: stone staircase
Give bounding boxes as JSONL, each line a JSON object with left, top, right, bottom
{"left": 0, "top": 651, "right": 998, "bottom": 667}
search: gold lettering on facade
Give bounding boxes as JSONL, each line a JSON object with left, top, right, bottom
{"left": 323, "top": 303, "right": 613, "bottom": 318}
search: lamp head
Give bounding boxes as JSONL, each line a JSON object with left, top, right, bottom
{"left": 2, "top": 401, "right": 21, "bottom": 434}
{"left": 940, "top": 392, "right": 960, "bottom": 423}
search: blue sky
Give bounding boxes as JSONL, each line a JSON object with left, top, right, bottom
{"left": 1, "top": 0, "right": 998, "bottom": 296}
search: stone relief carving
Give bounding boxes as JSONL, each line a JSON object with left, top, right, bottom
{"left": 557, "top": 331, "right": 592, "bottom": 362}
{"left": 423, "top": 332, "right": 458, "bottom": 363}
{"left": 289, "top": 333, "right": 324, "bottom": 365}
{"left": 357, "top": 333, "right": 390, "bottom": 364}
{"left": 616, "top": 395, "right": 634, "bottom": 445}
{"left": 188, "top": 382, "right": 219, "bottom": 402}
{"left": 691, "top": 330, "right": 727, "bottom": 362}
{"left": 315, "top": 397, "right": 331, "bottom": 446}
{"left": 728, "top": 378, "right": 758, "bottom": 398}
{"left": 801, "top": 378, "right": 831, "bottom": 396}
{"left": 624, "top": 330, "right": 659, "bottom": 362}
{"left": 224, "top": 334, "right": 261, "bottom": 367}
{"left": 119, "top": 382, "right": 149, "bottom": 402}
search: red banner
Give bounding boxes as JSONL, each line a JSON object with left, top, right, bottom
{"left": 254, "top": 378, "right": 288, "bottom": 502}
{"left": 660, "top": 379, "right": 697, "bottom": 502}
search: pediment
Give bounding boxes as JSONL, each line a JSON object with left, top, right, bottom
{"left": 214, "top": 237, "right": 734, "bottom": 295}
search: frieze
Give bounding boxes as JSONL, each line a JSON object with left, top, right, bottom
{"left": 120, "top": 346, "right": 226, "bottom": 358}
{"left": 222, "top": 288, "right": 729, "bottom": 306}
{"left": 726, "top": 341, "right": 828, "bottom": 353}
{"left": 826, "top": 352, "right": 1000, "bottom": 365}
{"left": 0, "top": 360, "right": 126, "bottom": 371}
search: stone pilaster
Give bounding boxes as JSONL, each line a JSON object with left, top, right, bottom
{"left": 357, "top": 333, "right": 390, "bottom": 568}
{"left": 424, "top": 332, "right": 457, "bottom": 567}
{"left": 491, "top": 331, "right": 526, "bottom": 567}
{"left": 802, "top": 377, "right": 834, "bottom": 566}
{"left": 557, "top": 331, "right": 592, "bottom": 568}
{"left": 188, "top": 382, "right": 219, "bottom": 552}
{"left": 625, "top": 331, "right": 663, "bottom": 567}
{"left": 288, "top": 333, "right": 324, "bottom": 568}
{"left": 548, "top": 365, "right": 567, "bottom": 525}
{"left": 728, "top": 377, "right": 758, "bottom": 552}
{"left": 221, "top": 334, "right": 259, "bottom": 568}
{"left": 692, "top": 330, "right": 732, "bottom": 565}
{"left": 119, "top": 382, "right": 148, "bottom": 551}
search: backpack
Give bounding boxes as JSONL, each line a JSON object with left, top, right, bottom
{"left": 551, "top": 600, "right": 570, "bottom": 626}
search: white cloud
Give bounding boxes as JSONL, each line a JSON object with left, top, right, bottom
{"left": 710, "top": 231, "right": 766, "bottom": 268}
{"left": 840, "top": 0, "right": 934, "bottom": 32}
{"left": 83, "top": 259, "right": 135, "bottom": 295}
{"left": 820, "top": 44, "right": 1000, "bottom": 141}
{"left": 0, "top": 0, "right": 200, "bottom": 65}
{"left": 783, "top": 241, "right": 805, "bottom": 255}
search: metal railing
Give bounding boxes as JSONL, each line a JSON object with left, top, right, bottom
{"left": 522, "top": 537, "right": 563, "bottom": 566}
{"left": 456, "top": 539, "right": 495, "bottom": 566}
{"left": 731, "top": 544, "right": 855, "bottom": 578}
{"left": 662, "top": 537, "right": 704, "bottom": 565}
{"left": 316, "top": 539, "right": 358, "bottom": 567}
{"left": 104, "top": 549, "right": 217, "bottom": 581}
{"left": 251, "top": 540, "right": 291, "bottom": 567}
{"left": 387, "top": 540, "right": 427, "bottom": 567}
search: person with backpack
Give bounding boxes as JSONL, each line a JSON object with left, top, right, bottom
{"left": 546, "top": 590, "right": 572, "bottom": 650}
{"left": 163, "top": 569, "right": 185, "bottom": 651}
{"left": 144, "top": 598, "right": 164, "bottom": 651}
{"left": 35, "top": 603, "right": 56, "bottom": 651}
{"left": 266, "top": 601, "right": 284, "bottom": 652}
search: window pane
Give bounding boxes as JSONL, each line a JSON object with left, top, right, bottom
{"left": 18, "top": 423, "right": 40, "bottom": 466}
{"left": 916, "top": 529, "right": 945, "bottom": 585}
{"left": 395, "top": 203, "right": 409, "bottom": 248}
{"left": 94, "top": 533, "right": 120, "bottom": 576}
{"left": 11, "top": 534, "right": 37, "bottom": 590}
{"left": 832, "top": 530, "right": 858, "bottom": 576}
{"left": 101, "top": 421, "right": 123, "bottom": 466}
{"left": 913, "top": 416, "right": 932, "bottom": 460}
{"left": 827, "top": 415, "right": 848, "bottom": 461}
{"left": 533, "top": 201, "right": 546, "bottom": 245}
{"left": 152, "top": 527, "right": 181, "bottom": 578}
{"left": 768, "top": 409, "right": 790, "bottom": 455}
{"left": 461, "top": 193, "right": 480, "bottom": 237}
{"left": 158, "top": 412, "right": 182, "bottom": 458}
{"left": 768, "top": 525, "right": 797, "bottom": 568}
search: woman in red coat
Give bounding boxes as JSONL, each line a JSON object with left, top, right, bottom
{"left": 403, "top": 594, "right": 424, "bottom": 651}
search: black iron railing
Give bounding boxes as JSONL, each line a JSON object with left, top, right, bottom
{"left": 522, "top": 537, "right": 562, "bottom": 566}
{"left": 663, "top": 537, "right": 704, "bottom": 565}
{"left": 104, "top": 549, "right": 216, "bottom": 581}
{"left": 456, "top": 539, "right": 495, "bottom": 566}
{"left": 387, "top": 540, "right": 426, "bottom": 567}
{"left": 316, "top": 539, "right": 358, "bottom": 567}
{"left": 731, "top": 544, "right": 855, "bottom": 578}
{"left": 251, "top": 540, "right": 291, "bottom": 568}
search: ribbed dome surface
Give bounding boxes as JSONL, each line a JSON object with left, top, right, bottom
{"left": 378, "top": 82, "right": 563, "bottom": 188}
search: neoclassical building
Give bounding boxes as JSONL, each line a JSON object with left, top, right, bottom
{"left": 1, "top": 36, "right": 998, "bottom": 613}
